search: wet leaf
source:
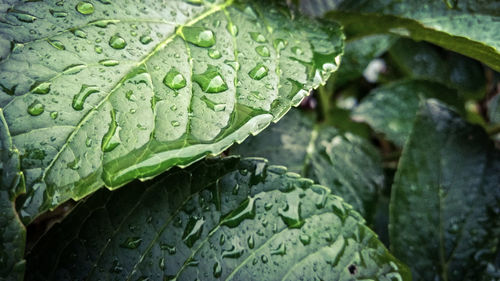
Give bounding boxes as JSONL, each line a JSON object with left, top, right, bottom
{"left": 26, "top": 157, "right": 409, "bottom": 280}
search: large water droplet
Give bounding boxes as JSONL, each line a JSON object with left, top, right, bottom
{"left": 27, "top": 100, "right": 44, "bottom": 116}
{"left": 8, "top": 10, "right": 37, "bottom": 23}
{"left": 98, "top": 59, "right": 120, "bottom": 67}
{"left": 101, "top": 110, "right": 121, "bottom": 152}
{"left": 71, "top": 28, "right": 87, "bottom": 38}
{"left": 279, "top": 201, "right": 304, "bottom": 228}
{"left": 72, "top": 84, "right": 99, "bottom": 111}
{"left": 222, "top": 244, "right": 244, "bottom": 259}
{"left": 67, "top": 157, "right": 80, "bottom": 170}
{"left": 292, "top": 46, "right": 303, "bottom": 56}
{"left": 50, "top": 10, "right": 67, "bottom": 18}
{"left": 221, "top": 196, "right": 257, "bottom": 228}
{"left": 271, "top": 242, "right": 286, "bottom": 256}
{"left": 109, "top": 34, "right": 127, "bottom": 49}
{"left": 159, "top": 257, "right": 165, "bottom": 270}
{"left": 248, "top": 63, "right": 268, "bottom": 80}
{"left": 227, "top": 22, "right": 238, "bottom": 36}
{"left": 120, "top": 237, "right": 142, "bottom": 249}
{"left": 182, "top": 216, "right": 205, "bottom": 247}
{"left": 261, "top": 255, "right": 268, "bottom": 264}
{"left": 193, "top": 65, "right": 228, "bottom": 93}
{"left": 299, "top": 234, "right": 311, "bottom": 245}
{"left": 249, "top": 32, "right": 267, "bottom": 43}
{"left": 255, "top": 46, "right": 270, "bottom": 57}
{"left": 76, "top": 1, "right": 94, "bottom": 15}
{"left": 213, "top": 261, "right": 222, "bottom": 278}
{"left": 200, "top": 95, "right": 226, "bottom": 112}
{"left": 50, "top": 111, "right": 58, "bottom": 119}
{"left": 163, "top": 69, "right": 186, "bottom": 90}
{"left": 181, "top": 26, "right": 215, "bottom": 48}
{"left": 139, "top": 35, "right": 152, "bottom": 45}
{"left": 208, "top": 48, "right": 222, "bottom": 59}
{"left": 63, "top": 64, "right": 87, "bottom": 75}
{"left": 247, "top": 235, "right": 254, "bottom": 249}
{"left": 273, "top": 39, "right": 287, "bottom": 52}
{"left": 30, "top": 82, "right": 51, "bottom": 95}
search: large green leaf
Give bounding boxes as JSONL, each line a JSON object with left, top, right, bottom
{"left": 230, "top": 109, "right": 383, "bottom": 222}
{"left": 0, "top": 0, "right": 343, "bottom": 222}
{"left": 26, "top": 157, "right": 410, "bottom": 280}
{"left": 390, "top": 100, "right": 500, "bottom": 280}
{"left": 352, "top": 80, "right": 463, "bottom": 146}
{"left": 388, "top": 38, "right": 486, "bottom": 99}
{"left": 300, "top": 0, "right": 500, "bottom": 71}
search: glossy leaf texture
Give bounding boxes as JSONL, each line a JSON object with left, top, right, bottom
{"left": 26, "top": 157, "right": 410, "bottom": 281}
{"left": 0, "top": 0, "right": 344, "bottom": 222}
{"left": 390, "top": 100, "right": 500, "bottom": 281}
{"left": 230, "top": 109, "right": 383, "bottom": 222}
{"left": 300, "top": 0, "right": 500, "bottom": 71}
{"left": 352, "top": 80, "right": 464, "bottom": 146}
{"left": 388, "top": 38, "right": 486, "bottom": 99}
{"left": 0, "top": 110, "right": 26, "bottom": 281}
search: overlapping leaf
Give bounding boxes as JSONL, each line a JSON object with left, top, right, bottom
{"left": 390, "top": 100, "right": 500, "bottom": 280}
{"left": 231, "top": 109, "right": 383, "bottom": 222}
{"left": 0, "top": 0, "right": 343, "bottom": 222}
{"left": 300, "top": 0, "right": 500, "bottom": 71}
{"left": 26, "top": 157, "right": 410, "bottom": 280}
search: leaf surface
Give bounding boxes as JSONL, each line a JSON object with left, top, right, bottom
{"left": 231, "top": 109, "right": 383, "bottom": 222}
{"left": 26, "top": 157, "right": 410, "bottom": 281}
{"left": 352, "top": 80, "right": 463, "bottom": 146}
{"left": 300, "top": 0, "right": 500, "bottom": 71}
{"left": 390, "top": 100, "right": 500, "bottom": 280}
{"left": 0, "top": 0, "right": 343, "bottom": 221}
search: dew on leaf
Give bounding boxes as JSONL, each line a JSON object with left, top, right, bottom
{"left": 63, "top": 64, "right": 87, "bottom": 75}
{"left": 160, "top": 243, "right": 176, "bottom": 255}
{"left": 95, "top": 45, "right": 103, "bottom": 54}
{"left": 299, "top": 234, "right": 311, "bottom": 245}
{"left": 247, "top": 235, "right": 255, "bottom": 249}
{"left": 181, "top": 26, "right": 215, "bottom": 47}
{"left": 72, "top": 84, "right": 99, "bottom": 111}
{"left": 171, "top": 120, "right": 180, "bottom": 127}
{"left": 273, "top": 39, "right": 287, "bottom": 52}
{"left": 182, "top": 216, "right": 205, "bottom": 247}
{"left": 271, "top": 242, "right": 286, "bottom": 256}
{"left": 279, "top": 201, "right": 304, "bottom": 228}
{"left": 30, "top": 82, "right": 51, "bottom": 95}
{"left": 255, "top": 45, "right": 270, "bottom": 57}
{"left": 47, "top": 40, "right": 65, "bottom": 50}
{"left": 27, "top": 100, "right": 44, "bottom": 116}
{"left": 72, "top": 29, "right": 87, "bottom": 38}
{"left": 224, "top": 60, "right": 240, "bottom": 71}
{"left": 208, "top": 49, "right": 222, "bottom": 59}
{"left": 222, "top": 244, "right": 244, "bottom": 259}
{"left": 76, "top": 1, "right": 95, "bottom": 15}
{"left": 109, "top": 34, "right": 127, "bottom": 49}
{"left": 227, "top": 22, "right": 238, "bottom": 36}
{"left": 8, "top": 10, "right": 37, "bottom": 23}
{"left": 120, "top": 237, "right": 142, "bottom": 249}
{"left": 220, "top": 196, "right": 257, "bottom": 228}
{"left": 50, "top": 111, "right": 58, "bottom": 119}
{"left": 261, "top": 255, "right": 268, "bottom": 264}
{"left": 200, "top": 95, "right": 226, "bottom": 112}
{"left": 99, "top": 59, "right": 120, "bottom": 67}
{"left": 139, "top": 35, "right": 153, "bottom": 45}
{"left": 248, "top": 63, "right": 268, "bottom": 80}
{"left": 292, "top": 46, "right": 303, "bottom": 56}
{"left": 49, "top": 10, "right": 67, "bottom": 18}
{"left": 163, "top": 69, "right": 186, "bottom": 90}
{"left": 249, "top": 32, "right": 267, "bottom": 43}
{"left": 213, "top": 261, "right": 222, "bottom": 278}
{"left": 159, "top": 257, "right": 165, "bottom": 270}
{"left": 101, "top": 110, "right": 121, "bottom": 152}
{"left": 193, "top": 65, "right": 228, "bottom": 93}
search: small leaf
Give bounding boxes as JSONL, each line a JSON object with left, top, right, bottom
{"left": 390, "top": 100, "right": 500, "bottom": 280}
{"left": 26, "top": 157, "right": 410, "bottom": 280}
{"left": 352, "top": 80, "right": 464, "bottom": 146}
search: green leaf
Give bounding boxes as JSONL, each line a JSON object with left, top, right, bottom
{"left": 26, "top": 157, "right": 410, "bottom": 281}
{"left": 0, "top": 0, "right": 344, "bottom": 222}
{"left": 352, "top": 80, "right": 464, "bottom": 146}
{"left": 300, "top": 0, "right": 500, "bottom": 71}
{"left": 388, "top": 38, "right": 486, "bottom": 99}
{"left": 230, "top": 109, "right": 383, "bottom": 222}
{"left": 0, "top": 109, "right": 26, "bottom": 281}
{"left": 334, "top": 34, "right": 396, "bottom": 87}
{"left": 389, "top": 100, "right": 500, "bottom": 281}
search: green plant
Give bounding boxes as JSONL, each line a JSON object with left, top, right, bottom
{"left": 0, "top": 0, "right": 498, "bottom": 280}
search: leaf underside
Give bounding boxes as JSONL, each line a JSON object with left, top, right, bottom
{"left": 390, "top": 100, "right": 500, "bottom": 280}
{"left": 26, "top": 157, "right": 410, "bottom": 281}
{"left": 0, "top": 0, "right": 343, "bottom": 222}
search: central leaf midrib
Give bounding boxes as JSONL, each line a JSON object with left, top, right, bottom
{"left": 40, "top": 1, "right": 233, "bottom": 186}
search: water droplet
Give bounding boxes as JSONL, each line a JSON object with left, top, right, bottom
{"left": 159, "top": 257, "right": 165, "bottom": 270}
{"left": 249, "top": 32, "right": 266, "bottom": 43}
{"left": 193, "top": 65, "right": 228, "bottom": 93}
{"left": 299, "top": 234, "right": 311, "bottom": 245}
{"left": 101, "top": 110, "right": 121, "bottom": 152}
{"left": 90, "top": 19, "right": 118, "bottom": 28}
{"left": 160, "top": 243, "right": 176, "bottom": 255}
{"left": 85, "top": 137, "right": 93, "bottom": 147}
{"left": 264, "top": 202, "right": 273, "bottom": 211}
{"left": 139, "top": 35, "right": 152, "bottom": 45}
{"left": 221, "top": 196, "right": 257, "bottom": 227}
{"left": 292, "top": 46, "right": 303, "bottom": 56}
{"left": 279, "top": 202, "right": 304, "bottom": 228}
{"left": 261, "top": 255, "right": 268, "bottom": 264}
{"left": 271, "top": 242, "right": 286, "bottom": 256}
{"left": 8, "top": 10, "right": 37, "bottom": 23}
{"left": 99, "top": 59, "right": 120, "bottom": 67}
{"left": 67, "top": 157, "right": 80, "bottom": 170}
{"left": 27, "top": 100, "right": 44, "bottom": 116}
{"left": 208, "top": 48, "right": 222, "bottom": 59}
{"left": 72, "top": 84, "right": 99, "bottom": 111}
{"left": 219, "top": 234, "right": 225, "bottom": 245}
{"left": 163, "top": 69, "right": 186, "bottom": 90}
{"left": 49, "top": 10, "right": 67, "bottom": 18}
{"left": 109, "top": 34, "right": 127, "bottom": 49}
{"left": 181, "top": 26, "right": 215, "bottom": 48}
{"left": 248, "top": 63, "right": 268, "bottom": 80}
{"left": 30, "top": 82, "right": 51, "bottom": 95}
{"left": 95, "top": 45, "right": 103, "bottom": 54}
{"left": 200, "top": 95, "right": 226, "bottom": 112}
{"left": 213, "top": 261, "right": 222, "bottom": 278}
{"left": 222, "top": 245, "right": 244, "bottom": 259}
{"left": 171, "top": 120, "right": 180, "bottom": 127}
{"left": 63, "top": 64, "right": 87, "bottom": 75}
{"left": 247, "top": 235, "right": 254, "bottom": 249}
{"left": 71, "top": 29, "right": 87, "bottom": 38}
{"left": 232, "top": 184, "right": 239, "bottom": 195}
{"left": 50, "top": 111, "right": 58, "bottom": 119}
{"left": 273, "top": 39, "right": 287, "bottom": 52}
{"left": 182, "top": 216, "right": 205, "bottom": 247}
{"left": 76, "top": 1, "right": 94, "bottom": 15}
{"left": 227, "top": 22, "right": 238, "bottom": 36}
{"left": 224, "top": 60, "right": 240, "bottom": 71}
{"left": 120, "top": 237, "right": 142, "bottom": 249}
{"left": 255, "top": 46, "right": 270, "bottom": 57}
{"left": 47, "top": 39, "right": 65, "bottom": 50}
